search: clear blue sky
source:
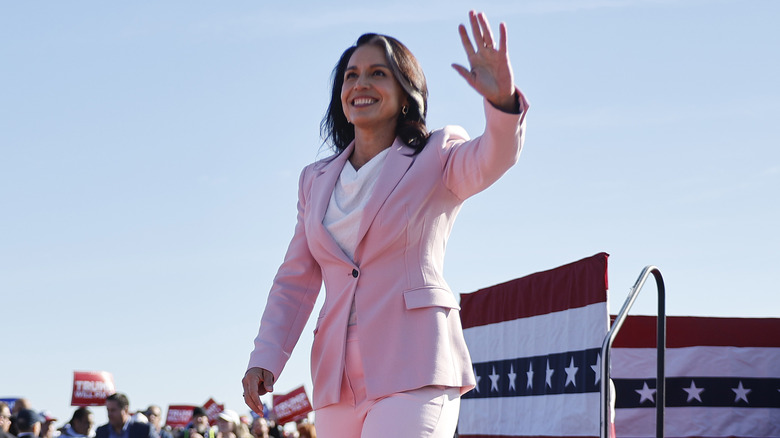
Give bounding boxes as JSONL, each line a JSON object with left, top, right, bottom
{"left": 2, "top": 0, "right": 778, "bottom": 429}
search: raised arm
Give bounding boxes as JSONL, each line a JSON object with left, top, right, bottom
{"left": 440, "top": 11, "right": 529, "bottom": 200}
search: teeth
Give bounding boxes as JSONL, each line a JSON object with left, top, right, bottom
{"left": 353, "top": 98, "right": 376, "bottom": 106}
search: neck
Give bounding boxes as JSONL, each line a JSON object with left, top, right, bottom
{"left": 350, "top": 124, "right": 396, "bottom": 170}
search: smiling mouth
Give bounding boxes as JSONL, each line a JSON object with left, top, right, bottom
{"left": 352, "top": 97, "right": 377, "bottom": 106}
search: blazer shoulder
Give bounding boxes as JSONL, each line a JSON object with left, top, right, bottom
{"left": 428, "top": 125, "right": 470, "bottom": 146}
{"left": 310, "top": 150, "right": 342, "bottom": 172}
{"left": 425, "top": 125, "right": 471, "bottom": 164}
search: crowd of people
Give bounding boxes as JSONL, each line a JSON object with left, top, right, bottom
{"left": 0, "top": 395, "right": 315, "bottom": 438}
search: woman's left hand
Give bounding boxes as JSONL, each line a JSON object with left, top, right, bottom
{"left": 452, "top": 11, "right": 518, "bottom": 113}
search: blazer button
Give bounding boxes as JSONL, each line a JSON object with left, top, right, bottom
{"left": 351, "top": 269, "right": 359, "bottom": 278}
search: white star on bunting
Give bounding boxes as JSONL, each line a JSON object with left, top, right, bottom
{"left": 683, "top": 380, "right": 704, "bottom": 403}
{"left": 564, "top": 357, "right": 579, "bottom": 387}
{"left": 526, "top": 362, "right": 534, "bottom": 389}
{"left": 732, "top": 381, "right": 751, "bottom": 403}
{"left": 636, "top": 381, "right": 656, "bottom": 404}
{"left": 508, "top": 364, "right": 517, "bottom": 391}
{"left": 489, "top": 366, "right": 500, "bottom": 392}
{"left": 591, "top": 354, "right": 601, "bottom": 385}
{"left": 474, "top": 367, "right": 481, "bottom": 393}
{"left": 545, "top": 360, "right": 554, "bottom": 388}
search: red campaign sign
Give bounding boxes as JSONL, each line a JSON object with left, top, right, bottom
{"left": 202, "top": 398, "right": 223, "bottom": 426}
{"left": 272, "top": 386, "right": 312, "bottom": 425}
{"left": 166, "top": 405, "right": 197, "bottom": 428}
{"left": 71, "top": 371, "right": 116, "bottom": 407}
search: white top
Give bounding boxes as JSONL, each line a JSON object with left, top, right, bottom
{"left": 323, "top": 147, "right": 391, "bottom": 326}
{"left": 323, "top": 147, "right": 390, "bottom": 260}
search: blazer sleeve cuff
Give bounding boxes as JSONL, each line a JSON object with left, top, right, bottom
{"left": 485, "top": 86, "right": 529, "bottom": 128}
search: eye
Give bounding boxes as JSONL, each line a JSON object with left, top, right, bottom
{"left": 344, "top": 71, "right": 358, "bottom": 80}
{"left": 373, "top": 70, "right": 387, "bottom": 77}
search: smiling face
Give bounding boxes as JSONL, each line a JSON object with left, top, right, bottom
{"left": 340, "top": 44, "right": 407, "bottom": 132}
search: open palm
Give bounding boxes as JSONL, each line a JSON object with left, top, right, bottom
{"left": 452, "top": 11, "right": 517, "bottom": 112}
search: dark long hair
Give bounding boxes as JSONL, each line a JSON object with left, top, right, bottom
{"left": 321, "top": 33, "right": 429, "bottom": 154}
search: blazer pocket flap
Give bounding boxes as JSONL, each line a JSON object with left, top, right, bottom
{"left": 403, "top": 287, "right": 460, "bottom": 310}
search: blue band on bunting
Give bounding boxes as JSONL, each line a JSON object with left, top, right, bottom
{"left": 464, "top": 348, "right": 602, "bottom": 398}
{"left": 614, "top": 377, "right": 780, "bottom": 408}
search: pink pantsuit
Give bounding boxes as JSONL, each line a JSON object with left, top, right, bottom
{"left": 248, "top": 93, "right": 528, "bottom": 411}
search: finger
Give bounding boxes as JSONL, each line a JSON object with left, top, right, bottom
{"left": 243, "top": 386, "right": 258, "bottom": 413}
{"left": 245, "top": 388, "right": 263, "bottom": 414}
{"left": 242, "top": 371, "right": 257, "bottom": 395}
{"left": 478, "top": 12, "right": 496, "bottom": 49}
{"left": 469, "top": 10, "right": 484, "bottom": 49}
{"left": 499, "top": 22, "right": 508, "bottom": 54}
{"left": 457, "top": 24, "right": 476, "bottom": 58}
{"left": 242, "top": 371, "right": 265, "bottom": 413}
{"left": 242, "top": 377, "right": 257, "bottom": 411}
{"left": 451, "top": 63, "right": 475, "bottom": 87}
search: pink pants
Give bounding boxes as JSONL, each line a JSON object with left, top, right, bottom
{"left": 315, "top": 326, "right": 461, "bottom": 438}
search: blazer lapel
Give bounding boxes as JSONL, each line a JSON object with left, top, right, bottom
{"left": 355, "top": 139, "right": 415, "bottom": 249}
{"left": 310, "top": 143, "right": 354, "bottom": 263}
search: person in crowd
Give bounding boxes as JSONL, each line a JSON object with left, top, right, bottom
{"left": 239, "top": 419, "right": 251, "bottom": 437}
{"left": 247, "top": 418, "right": 267, "bottom": 438}
{"left": 0, "top": 402, "right": 16, "bottom": 438}
{"left": 295, "top": 423, "right": 315, "bottom": 438}
{"left": 178, "top": 408, "right": 213, "bottom": 438}
{"left": 142, "top": 407, "right": 170, "bottom": 438}
{"left": 38, "top": 412, "right": 58, "bottom": 438}
{"left": 262, "top": 418, "right": 280, "bottom": 438}
{"left": 10, "top": 401, "right": 30, "bottom": 416}
{"left": 236, "top": 419, "right": 249, "bottom": 437}
{"left": 214, "top": 411, "right": 235, "bottom": 438}
{"left": 242, "top": 10, "right": 528, "bottom": 438}
{"left": 95, "top": 393, "right": 157, "bottom": 438}
{"left": 8, "top": 399, "right": 32, "bottom": 437}
{"left": 214, "top": 410, "right": 249, "bottom": 438}
{"left": 58, "top": 408, "right": 93, "bottom": 438}
{"left": 14, "top": 410, "right": 42, "bottom": 438}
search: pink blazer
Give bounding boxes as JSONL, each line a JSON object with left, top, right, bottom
{"left": 248, "top": 92, "right": 528, "bottom": 409}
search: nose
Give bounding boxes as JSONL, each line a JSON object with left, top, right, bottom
{"left": 354, "top": 72, "right": 369, "bottom": 89}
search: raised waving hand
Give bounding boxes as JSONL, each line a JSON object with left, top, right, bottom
{"left": 452, "top": 11, "right": 519, "bottom": 113}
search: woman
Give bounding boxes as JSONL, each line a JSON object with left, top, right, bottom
{"left": 243, "top": 11, "right": 528, "bottom": 438}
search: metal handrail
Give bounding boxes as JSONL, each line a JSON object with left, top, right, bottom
{"left": 600, "top": 266, "right": 666, "bottom": 438}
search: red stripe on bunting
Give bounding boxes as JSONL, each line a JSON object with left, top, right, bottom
{"left": 460, "top": 252, "right": 609, "bottom": 329}
{"left": 611, "top": 315, "right": 780, "bottom": 348}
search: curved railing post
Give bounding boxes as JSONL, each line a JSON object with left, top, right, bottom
{"left": 600, "top": 266, "right": 666, "bottom": 438}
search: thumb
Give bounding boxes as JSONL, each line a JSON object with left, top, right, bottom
{"left": 452, "top": 63, "right": 474, "bottom": 85}
{"left": 262, "top": 370, "right": 275, "bottom": 392}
